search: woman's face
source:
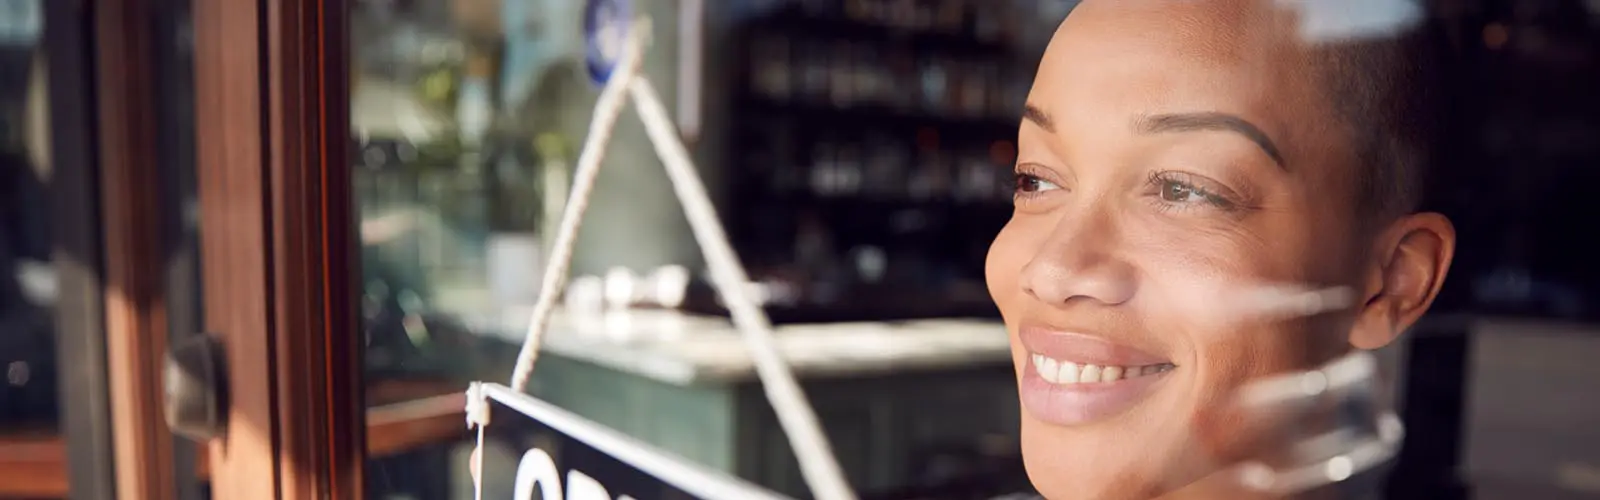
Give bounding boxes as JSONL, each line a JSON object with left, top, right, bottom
{"left": 986, "top": 2, "right": 1372, "bottom": 498}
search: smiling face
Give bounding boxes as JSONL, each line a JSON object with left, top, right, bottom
{"left": 986, "top": 1, "right": 1414, "bottom": 498}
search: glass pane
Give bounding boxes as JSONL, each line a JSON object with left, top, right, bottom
{"left": 0, "top": 6, "right": 70, "bottom": 498}
{"left": 347, "top": 0, "right": 1600, "bottom": 499}
{"left": 0, "top": 0, "right": 51, "bottom": 432}
{"left": 352, "top": 0, "right": 717, "bottom": 497}
{"left": 350, "top": 0, "right": 698, "bottom": 387}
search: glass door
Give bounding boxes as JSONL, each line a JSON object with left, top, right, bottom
{"left": 1, "top": 0, "right": 206, "bottom": 498}
{"left": 347, "top": 0, "right": 690, "bottom": 496}
{"left": 188, "top": 0, "right": 705, "bottom": 497}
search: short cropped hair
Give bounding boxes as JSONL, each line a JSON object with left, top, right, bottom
{"left": 1311, "top": 27, "right": 1442, "bottom": 224}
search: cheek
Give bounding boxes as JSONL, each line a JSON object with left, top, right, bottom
{"left": 1131, "top": 218, "right": 1317, "bottom": 369}
{"left": 1125, "top": 217, "right": 1335, "bottom": 463}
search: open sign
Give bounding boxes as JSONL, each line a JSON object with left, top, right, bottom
{"left": 512, "top": 447, "right": 637, "bottom": 500}
{"left": 478, "top": 383, "right": 789, "bottom": 500}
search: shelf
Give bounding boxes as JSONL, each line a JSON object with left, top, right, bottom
{"left": 734, "top": 97, "right": 1017, "bottom": 139}
{"left": 742, "top": 7, "right": 1017, "bottom": 57}
{"left": 0, "top": 427, "right": 66, "bottom": 498}
{"left": 0, "top": 379, "right": 469, "bottom": 499}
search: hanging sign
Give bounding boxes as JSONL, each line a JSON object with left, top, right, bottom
{"left": 477, "top": 383, "right": 790, "bottom": 500}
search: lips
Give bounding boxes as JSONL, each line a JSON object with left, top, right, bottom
{"left": 1017, "top": 325, "right": 1175, "bottom": 426}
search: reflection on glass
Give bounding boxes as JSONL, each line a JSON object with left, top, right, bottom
{"left": 352, "top": 0, "right": 616, "bottom": 384}
{"left": 349, "top": 1, "right": 1042, "bottom": 498}
{"left": 356, "top": 0, "right": 493, "bottom": 385}
{"left": 0, "top": 32, "right": 55, "bottom": 433}
{"left": 353, "top": 0, "right": 594, "bottom": 496}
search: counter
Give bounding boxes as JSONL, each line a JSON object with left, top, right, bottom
{"left": 465, "top": 308, "right": 1015, "bottom": 385}
{"left": 460, "top": 309, "right": 1025, "bottom": 498}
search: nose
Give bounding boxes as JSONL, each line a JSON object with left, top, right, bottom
{"left": 1019, "top": 206, "right": 1138, "bottom": 307}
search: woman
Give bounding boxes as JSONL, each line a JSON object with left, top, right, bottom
{"left": 986, "top": 1, "right": 1455, "bottom": 498}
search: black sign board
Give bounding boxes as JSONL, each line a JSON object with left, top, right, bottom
{"left": 477, "top": 383, "right": 790, "bottom": 500}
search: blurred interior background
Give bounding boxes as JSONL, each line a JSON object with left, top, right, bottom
{"left": 3, "top": 0, "right": 1600, "bottom": 498}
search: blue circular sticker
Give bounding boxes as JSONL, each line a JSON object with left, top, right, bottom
{"left": 583, "top": 0, "right": 633, "bottom": 86}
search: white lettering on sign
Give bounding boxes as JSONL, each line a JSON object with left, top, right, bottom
{"left": 514, "top": 448, "right": 563, "bottom": 500}
{"left": 513, "top": 448, "right": 638, "bottom": 500}
{"left": 565, "top": 470, "right": 611, "bottom": 500}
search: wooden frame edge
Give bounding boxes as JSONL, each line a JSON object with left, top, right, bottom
{"left": 192, "top": 0, "right": 280, "bottom": 496}
{"left": 2, "top": 391, "right": 468, "bottom": 498}
{"left": 194, "top": 0, "right": 362, "bottom": 498}
{"left": 94, "top": 0, "right": 180, "bottom": 496}
{"left": 264, "top": 0, "right": 363, "bottom": 497}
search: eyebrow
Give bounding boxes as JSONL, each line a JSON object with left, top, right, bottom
{"left": 1022, "top": 104, "right": 1055, "bottom": 133}
{"left": 1136, "top": 112, "right": 1287, "bottom": 169}
{"left": 1023, "top": 104, "right": 1287, "bottom": 169}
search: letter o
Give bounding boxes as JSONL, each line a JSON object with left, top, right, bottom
{"left": 514, "top": 448, "right": 564, "bottom": 500}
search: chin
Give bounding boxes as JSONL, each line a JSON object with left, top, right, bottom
{"left": 1016, "top": 387, "right": 1230, "bottom": 500}
{"left": 1019, "top": 419, "right": 1174, "bottom": 500}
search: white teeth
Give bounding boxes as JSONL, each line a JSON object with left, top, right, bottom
{"left": 1038, "top": 356, "right": 1059, "bottom": 383}
{"left": 1058, "top": 361, "right": 1080, "bottom": 384}
{"left": 1080, "top": 364, "right": 1102, "bottom": 382}
{"left": 1102, "top": 365, "right": 1124, "bottom": 383}
{"left": 1028, "top": 354, "right": 1174, "bottom": 386}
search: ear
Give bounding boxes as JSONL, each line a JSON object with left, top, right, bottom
{"left": 1349, "top": 212, "right": 1456, "bottom": 350}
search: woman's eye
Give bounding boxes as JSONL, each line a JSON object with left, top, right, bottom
{"left": 1159, "top": 180, "right": 1208, "bottom": 203}
{"left": 1014, "top": 173, "right": 1061, "bottom": 195}
{"left": 1152, "top": 176, "right": 1236, "bottom": 210}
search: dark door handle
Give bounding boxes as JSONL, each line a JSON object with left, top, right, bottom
{"left": 164, "top": 334, "right": 227, "bottom": 442}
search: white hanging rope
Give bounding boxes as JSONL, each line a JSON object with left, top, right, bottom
{"left": 630, "top": 77, "right": 855, "bottom": 500}
{"left": 506, "top": 19, "right": 650, "bottom": 394}
{"left": 490, "top": 16, "right": 856, "bottom": 500}
{"left": 466, "top": 382, "right": 491, "bottom": 500}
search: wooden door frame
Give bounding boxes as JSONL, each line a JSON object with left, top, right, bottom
{"left": 192, "top": 0, "right": 364, "bottom": 498}
{"left": 94, "top": 0, "right": 180, "bottom": 496}
{"left": 0, "top": 0, "right": 194, "bottom": 497}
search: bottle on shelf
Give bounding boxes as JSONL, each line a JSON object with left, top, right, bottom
{"left": 912, "top": 147, "right": 955, "bottom": 201}
{"left": 835, "top": 143, "right": 865, "bottom": 196}
{"left": 917, "top": 55, "right": 952, "bottom": 115}
{"left": 932, "top": 0, "right": 966, "bottom": 35}
{"left": 798, "top": 40, "right": 833, "bottom": 104}
{"left": 886, "top": 48, "right": 918, "bottom": 111}
{"left": 863, "top": 135, "right": 910, "bottom": 199}
{"left": 810, "top": 140, "right": 838, "bottom": 197}
{"left": 955, "top": 59, "right": 992, "bottom": 118}
{"left": 828, "top": 41, "right": 859, "bottom": 107}
{"left": 751, "top": 35, "right": 794, "bottom": 101}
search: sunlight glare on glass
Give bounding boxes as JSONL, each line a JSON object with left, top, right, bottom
{"left": 1278, "top": 0, "right": 1423, "bottom": 43}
